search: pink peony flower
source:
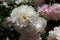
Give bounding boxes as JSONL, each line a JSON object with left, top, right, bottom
{"left": 48, "top": 4, "right": 60, "bottom": 20}
{"left": 39, "top": 4, "right": 60, "bottom": 20}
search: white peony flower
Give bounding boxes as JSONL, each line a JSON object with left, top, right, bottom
{"left": 48, "top": 25, "right": 60, "bottom": 40}
{"left": 9, "top": 5, "right": 47, "bottom": 40}
{"left": 10, "top": 5, "right": 47, "bottom": 33}
{"left": 10, "top": 5, "right": 38, "bottom": 29}
{"left": 15, "top": 0, "right": 28, "bottom": 4}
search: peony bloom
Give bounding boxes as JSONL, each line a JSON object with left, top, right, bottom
{"left": 48, "top": 4, "right": 60, "bottom": 20}
{"left": 15, "top": 0, "right": 28, "bottom": 4}
{"left": 10, "top": 5, "right": 47, "bottom": 33}
{"left": 39, "top": 4, "right": 60, "bottom": 20}
{"left": 10, "top": 5, "right": 38, "bottom": 29}
{"left": 7, "top": 5, "right": 47, "bottom": 40}
{"left": 48, "top": 25, "right": 60, "bottom": 40}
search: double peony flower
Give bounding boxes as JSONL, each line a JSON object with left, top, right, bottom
{"left": 10, "top": 5, "right": 47, "bottom": 34}
{"left": 7, "top": 5, "right": 47, "bottom": 40}
{"left": 39, "top": 4, "right": 60, "bottom": 20}
{"left": 48, "top": 25, "right": 60, "bottom": 40}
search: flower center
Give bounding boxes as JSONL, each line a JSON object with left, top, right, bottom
{"left": 22, "top": 15, "right": 27, "bottom": 22}
{"left": 23, "top": 16, "right": 26, "bottom": 20}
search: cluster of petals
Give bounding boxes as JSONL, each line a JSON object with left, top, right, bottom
{"left": 39, "top": 4, "right": 60, "bottom": 20}
{"left": 48, "top": 25, "right": 60, "bottom": 40}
